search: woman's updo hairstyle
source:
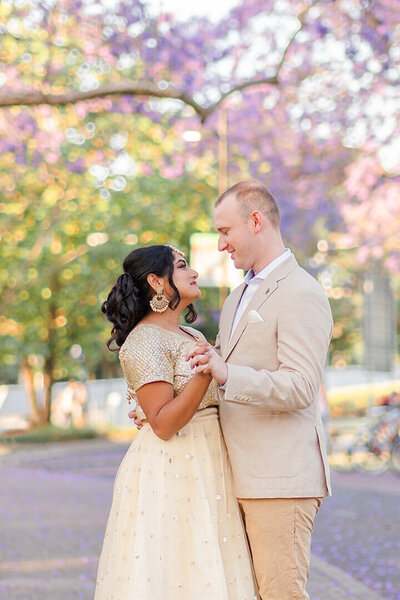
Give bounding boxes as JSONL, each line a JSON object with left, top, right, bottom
{"left": 101, "top": 245, "right": 197, "bottom": 350}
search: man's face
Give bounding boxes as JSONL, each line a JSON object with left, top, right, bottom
{"left": 213, "top": 195, "right": 255, "bottom": 271}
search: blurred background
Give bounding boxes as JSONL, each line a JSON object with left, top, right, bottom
{"left": 0, "top": 0, "right": 399, "bottom": 445}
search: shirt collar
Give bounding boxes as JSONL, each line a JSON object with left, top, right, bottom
{"left": 245, "top": 249, "right": 292, "bottom": 283}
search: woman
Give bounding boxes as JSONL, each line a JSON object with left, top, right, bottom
{"left": 95, "top": 245, "right": 258, "bottom": 600}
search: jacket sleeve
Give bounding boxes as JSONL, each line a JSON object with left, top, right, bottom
{"left": 223, "top": 288, "right": 333, "bottom": 412}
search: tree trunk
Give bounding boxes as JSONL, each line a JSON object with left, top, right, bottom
{"left": 43, "top": 356, "right": 54, "bottom": 423}
{"left": 42, "top": 276, "right": 59, "bottom": 423}
{"left": 19, "top": 359, "right": 42, "bottom": 426}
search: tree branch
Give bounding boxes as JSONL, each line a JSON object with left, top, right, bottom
{"left": 276, "top": 0, "right": 322, "bottom": 74}
{"left": 0, "top": 2, "right": 319, "bottom": 122}
{"left": 202, "top": 0, "right": 319, "bottom": 118}
{"left": 202, "top": 75, "right": 279, "bottom": 121}
{"left": 0, "top": 83, "right": 210, "bottom": 122}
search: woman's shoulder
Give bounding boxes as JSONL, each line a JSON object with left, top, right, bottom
{"left": 120, "top": 324, "right": 207, "bottom": 362}
{"left": 180, "top": 325, "right": 207, "bottom": 342}
{"left": 119, "top": 323, "right": 169, "bottom": 358}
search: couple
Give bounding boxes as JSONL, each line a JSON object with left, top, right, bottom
{"left": 95, "top": 180, "right": 333, "bottom": 600}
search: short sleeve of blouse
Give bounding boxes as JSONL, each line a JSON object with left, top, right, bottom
{"left": 119, "top": 325, "right": 174, "bottom": 393}
{"left": 180, "top": 325, "right": 206, "bottom": 342}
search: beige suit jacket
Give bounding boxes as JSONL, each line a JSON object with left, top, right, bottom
{"left": 216, "top": 255, "right": 333, "bottom": 499}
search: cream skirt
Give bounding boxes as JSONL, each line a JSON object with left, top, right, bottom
{"left": 94, "top": 407, "right": 258, "bottom": 599}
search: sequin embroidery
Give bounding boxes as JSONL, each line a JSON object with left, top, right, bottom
{"left": 119, "top": 323, "right": 218, "bottom": 421}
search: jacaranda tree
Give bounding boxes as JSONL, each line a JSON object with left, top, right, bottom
{"left": 1, "top": 0, "right": 399, "bottom": 419}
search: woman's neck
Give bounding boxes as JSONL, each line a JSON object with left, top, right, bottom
{"left": 141, "top": 308, "right": 184, "bottom": 332}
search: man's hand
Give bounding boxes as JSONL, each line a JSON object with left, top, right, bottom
{"left": 186, "top": 341, "right": 228, "bottom": 386}
{"left": 128, "top": 409, "right": 144, "bottom": 430}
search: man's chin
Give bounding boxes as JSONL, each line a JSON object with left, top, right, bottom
{"left": 233, "top": 257, "right": 251, "bottom": 271}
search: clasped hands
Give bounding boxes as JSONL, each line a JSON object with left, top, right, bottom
{"left": 128, "top": 341, "right": 228, "bottom": 428}
{"left": 185, "top": 340, "right": 228, "bottom": 386}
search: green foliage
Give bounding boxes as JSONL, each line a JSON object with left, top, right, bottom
{"left": 1, "top": 425, "right": 98, "bottom": 444}
{"left": 0, "top": 105, "right": 218, "bottom": 390}
{"left": 190, "top": 287, "right": 221, "bottom": 346}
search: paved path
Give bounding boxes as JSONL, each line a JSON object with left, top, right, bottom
{"left": 0, "top": 439, "right": 395, "bottom": 600}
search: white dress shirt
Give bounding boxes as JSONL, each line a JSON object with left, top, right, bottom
{"left": 229, "top": 249, "right": 292, "bottom": 340}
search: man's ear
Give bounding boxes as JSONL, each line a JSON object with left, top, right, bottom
{"left": 251, "top": 210, "right": 263, "bottom": 233}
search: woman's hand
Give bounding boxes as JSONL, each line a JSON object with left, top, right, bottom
{"left": 128, "top": 409, "right": 144, "bottom": 430}
{"left": 186, "top": 342, "right": 228, "bottom": 386}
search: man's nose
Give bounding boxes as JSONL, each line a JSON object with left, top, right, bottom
{"left": 218, "top": 236, "right": 227, "bottom": 252}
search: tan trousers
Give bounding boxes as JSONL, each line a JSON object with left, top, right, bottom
{"left": 238, "top": 497, "right": 323, "bottom": 600}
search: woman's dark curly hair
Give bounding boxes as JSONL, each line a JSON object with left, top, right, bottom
{"left": 101, "top": 245, "right": 197, "bottom": 350}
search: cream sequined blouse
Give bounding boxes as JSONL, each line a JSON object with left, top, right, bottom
{"left": 119, "top": 323, "right": 219, "bottom": 421}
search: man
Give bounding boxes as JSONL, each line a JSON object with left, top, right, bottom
{"left": 188, "top": 180, "right": 333, "bottom": 600}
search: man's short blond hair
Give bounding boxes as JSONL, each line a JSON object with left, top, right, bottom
{"left": 216, "top": 180, "right": 280, "bottom": 229}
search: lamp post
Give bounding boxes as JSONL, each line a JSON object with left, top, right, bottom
{"left": 218, "top": 103, "right": 229, "bottom": 308}
{"left": 218, "top": 103, "right": 228, "bottom": 195}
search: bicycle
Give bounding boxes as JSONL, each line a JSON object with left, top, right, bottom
{"left": 390, "top": 434, "right": 400, "bottom": 477}
{"left": 346, "top": 404, "right": 400, "bottom": 475}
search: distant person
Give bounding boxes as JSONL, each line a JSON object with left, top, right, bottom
{"left": 51, "top": 380, "right": 86, "bottom": 428}
{"left": 95, "top": 245, "right": 258, "bottom": 599}
{"left": 187, "top": 180, "right": 333, "bottom": 600}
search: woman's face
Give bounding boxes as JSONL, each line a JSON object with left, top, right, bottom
{"left": 167, "top": 251, "right": 200, "bottom": 305}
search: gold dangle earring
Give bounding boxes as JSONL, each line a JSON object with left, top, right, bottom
{"left": 149, "top": 288, "right": 169, "bottom": 313}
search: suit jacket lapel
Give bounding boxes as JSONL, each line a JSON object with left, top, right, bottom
{"left": 223, "top": 255, "right": 297, "bottom": 360}
{"left": 224, "top": 278, "right": 276, "bottom": 359}
{"left": 219, "top": 281, "right": 246, "bottom": 359}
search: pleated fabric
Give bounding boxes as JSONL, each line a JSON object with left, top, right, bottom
{"left": 95, "top": 407, "right": 258, "bottom": 600}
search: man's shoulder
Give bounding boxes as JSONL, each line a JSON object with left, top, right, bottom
{"left": 275, "top": 261, "right": 331, "bottom": 316}
{"left": 285, "top": 263, "right": 332, "bottom": 321}
{"left": 287, "top": 260, "right": 324, "bottom": 292}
